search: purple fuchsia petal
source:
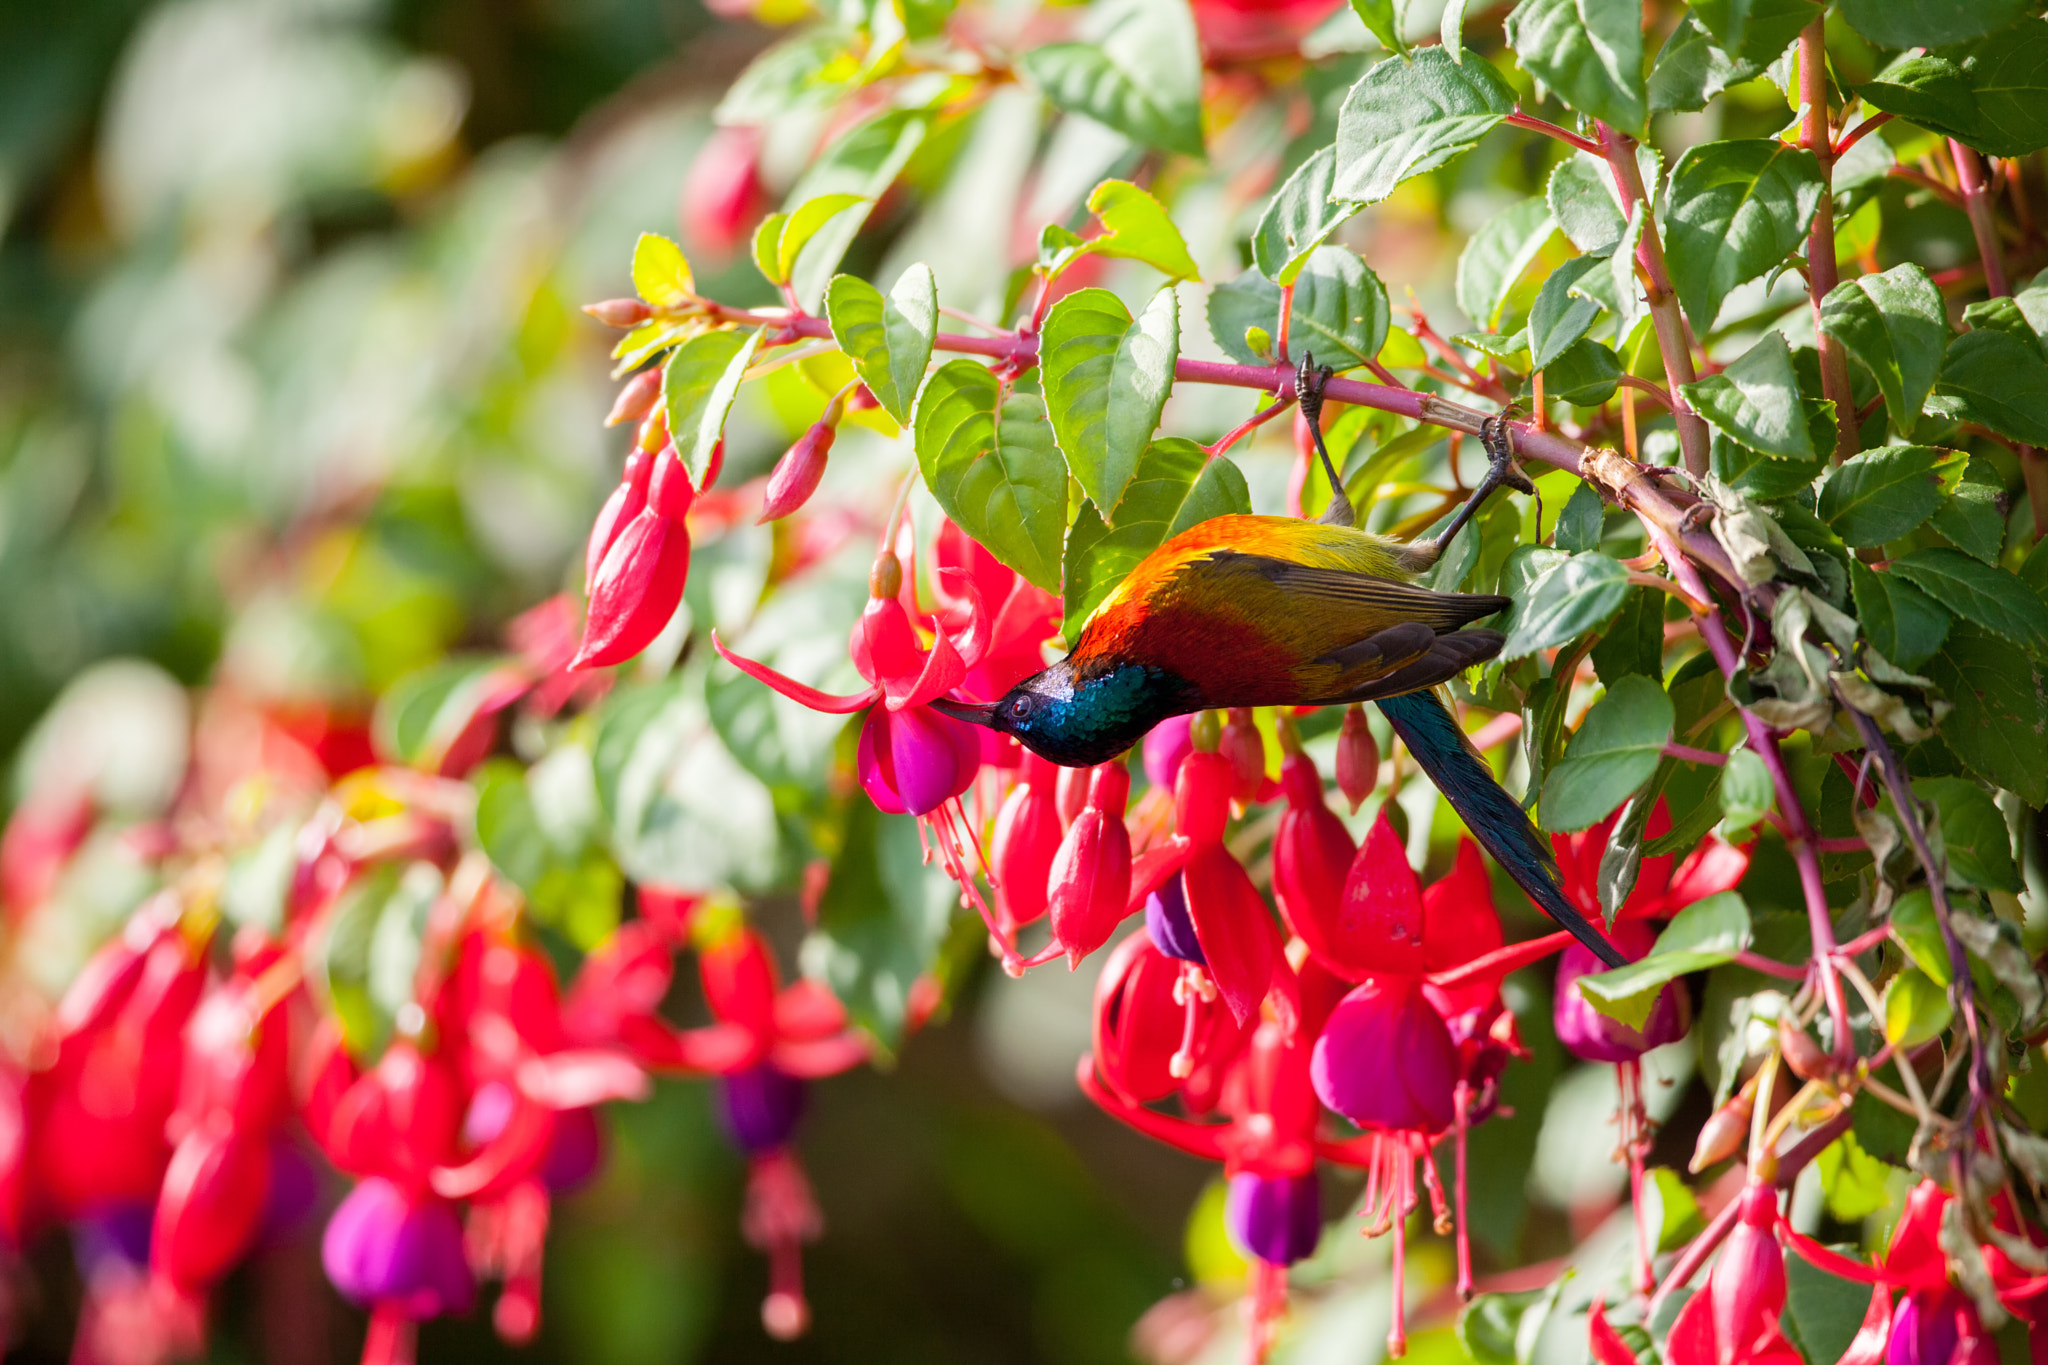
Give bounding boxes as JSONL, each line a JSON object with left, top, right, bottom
{"left": 1225, "top": 1170, "right": 1322, "bottom": 1266}
{"left": 542, "top": 1106, "right": 605, "bottom": 1193}
{"left": 718, "top": 1063, "right": 807, "bottom": 1155}
{"left": 1142, "top": 715, "right": 1194, "bottom": 791}
{"left": 1552, "top": 922, "right": 1691, "bottom": 1064}
{"left": 1143, "top": 873, "right": 1204, "bottom": 964}
{"left": 1310, "top": 976, "right": 1458, "bottom": 1134}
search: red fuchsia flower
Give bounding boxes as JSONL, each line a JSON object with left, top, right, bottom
{"left": 989, "top": 750, "right": 1064, "bottom": 951}
{"left": 573, "top": 442, "right": 698, "bottom": 670}
{"left": 566, "top": 912, "right": 866, "bottom": 1338}
{"left": 1080, "top": 983, "right": 1371, "bottom": 1364}
{"left": 714, "top": 548, "right": 1004, "bottom": 944}
{"left": 1091, "top": 931, "right": 1246, "bottom": 1109}
{"left": 430, "top": 928, "right": 648, "bottom": 1345}
{"left": 681, "top": 125, "right": 769, "bottom": 260}
{"left": 28, "top": 900, "right": 208, "bottom": 1225}
{"left": 150, "top": 936, "right": 294, "bottom": 1318}
{"left": 508, "top": 594, "right": 613, "bottom": 721}
{"left": 1191, "top": 0, "right": 1344, "bottom": 60}
{"left": 1019, "top": 760, "right": 1133, "bottom": 970}
{"left": 933, "top": 521, "right": 1059, "bottom": 742}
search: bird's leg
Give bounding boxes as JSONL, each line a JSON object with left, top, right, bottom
{"left": 1430, "top": 412, "right": 1537, "bottom": 555}
{"left": 1295, "top": 352, "right": 1353, "bottom": 528}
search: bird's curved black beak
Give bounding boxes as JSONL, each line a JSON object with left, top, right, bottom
{"left": 928, "top": 696, "right": 998, "bottom": 727}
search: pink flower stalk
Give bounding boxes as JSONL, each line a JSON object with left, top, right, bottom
{"left": 573, "top": 446, "right": 696, "bottom": 669}
{"left": 714, "top": 549, "right": 1004, "bottom": 950}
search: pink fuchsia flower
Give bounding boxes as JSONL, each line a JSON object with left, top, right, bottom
{"left": 1192, "top": 0, "right": 1344, "bottom": 59}
{"left": 1089, "top": 931, "right": 1244, "bottom": 1106}
{"left": 1310, "top": 974, "right": 1458, "bottom": 1135}
{"left": 1142, "top": 714, "right": 1194, "bottom": 791}
{"left": 1333, "top": 704, "right": 1377, "bottom": 811}
{"left": 681, "top": 125, "right": 769, "bottom": 260}
{"left": 1552, "top": 798, "right": 1752, "bottom": 932}
{"left": 932, "top": 520, "right": 1059, "bottom": 760}
{"left": 1554, "top": 919, "right": 1693, "bottom": 1063}
{"left": 714, "top": 548, "right": 1001, "bottom": 939}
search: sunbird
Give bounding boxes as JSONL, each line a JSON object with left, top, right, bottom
{"left": 934, "top": 355, "right": 1628, "bottom": 970}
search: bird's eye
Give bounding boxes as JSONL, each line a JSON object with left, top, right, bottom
{"left": 1007, "top": 696, "right": 1034, "bottom": 721}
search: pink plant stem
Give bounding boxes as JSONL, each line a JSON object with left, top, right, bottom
{"left": 1389, "top": 1157, "right": 1409, "bottom": 1359}
{"left": 1453, "top": 1082, "right": 1473, "bottom": 1300}
{"left": 1623, "top": 1061, "right": 1654, "bottom": 1295}
{"left": 1835, "top": 923, "right": 1892, "bottom": 958}
{"left": 1596, "top": 122, "right": 1711, "bottom": 477}
{"left": 1951, "top": 140, "right": 2011, "bottom": 297}
{"left": 1732, "top": 950, "right": 1810, "bottom": 982}
{"left": 1662, "top": 741, "right": 1726, "bottom": 765}
{"left": 1644, "top": 522, "right": 1855, "bottom": 1066}
{"left": 1833, "top": 112, "right": 1892, "bottom": 157}
{"left": 1801, "top": 20, "right": 1859, "bottom": 464}
{"left": 1505, "top": 111, "right": 1603, "bottom": 156}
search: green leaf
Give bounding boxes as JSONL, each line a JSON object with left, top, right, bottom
{"left": 1649, "top": 12, "right": 1762, "bottom": 114}
{"left": 1251, "top": 146, "right": 1361, "bottom": 287}
{"left": 1851, "top": 560, "right": 1952, "bottom": 670}
{"left": 1814, "top": 1130, "right": 1895, "bottom": 1223}
{"left": 826, "top": 264, "right": 938, "bottom": 425}
{"left": 1931, "top": 455, "right": 2007, "bottom": 564}
{"left": 1643, "top": 1167, "right": 1706, "bottom": 1252}
{"left": 1503, "top": 0, "right": 1647, "bottom": 136}
{"left": 1853, "top": 54, "right": 1989, "bottom": 151}
{"left": 1689, "top": 0, "right": 1751, "bottom": 50}
{"left": 1546, "top": 151, "right": 1629, "bottom": 255}
{"left": 1209, "top": 248, "right": 1391, "bottom": 370}
{"left": 1456, "top": 197, "right": 1555, "bottom": 330}
{"left": 1576, "top": 890, "right": 1751, "bottom": 1029}
{"left": 664, "top": 328, "right": 764, "bottom": 485}
{"left": 1544, "top": 338, "right": 1623, "bottom": 406}
{"left": 1682, "top": 332, "right": 1818, "bottom": 461}
{"left": 1331, "top": 46, "right": 1517, "bottom": 205}
{"left": 1041, "top": 286, "right": 1179, "bottom": 521}
{"left": 1061, "top": 439, "right": 1251, "bottom": 639}
{"left": 1019, "top": 0, "right": 1204, "bottom": 157}
{"left": 1924, "top": 624, "right": 2048, "bottom": 805}
{"left": 1784, "top": 1250, "right": 1885, "bottom": 1365}
{"left": 1539, "top": 673, "right": 1676, "bottom": 832}
{"left": 715, "top": 29, "right": 851, "bottom": 124}
{"left": 1840, "top": 0, "right": 2029, "bottom": 50}
{"left": 1501, "top": 550, "right": 1631, "bottom": 659}
{"left": 1591, "top": 585, "right": 1665, "bottom": 684}
{"left": 375, "top": 655, "right": 523, "bottom": 770}
{"left": 1086, "top": 179, "right": 1203, "bottom": 281}
{"left": 802, "top": 798, "right": 957, "bottom": 1048}
{"left": 770, "top": 193, "right": 867, "bottom": 285}
{"left": 222, "top": 824, "right": 296, "bottom": 936}
{"left": 912, "top": 361, "right": 1069, "bottom": 593}
{"left": 750, "top": 212, "right": 789, "bottom": 285}
{"left": 1348, "top": 0, "right": 1404, "bottom": 53}
{"left": 1884, "top": 966, "right": 1953, "bottom": 1046}
{"left": 1527, "top": 256, "right": 1606, "bottom": 370}
{"left": 1817, "top": 445, "right": 1959, "bottom": 546}
{"left": 1552, "top": 480, "right": 1605, "bottom": 553}
{"left": 1961, "top": 21, "right": 2048, "bottom": 157}
{"left": 1817, "top": 264, "right": 1950, "bottom": 435}
{"left": 1917, "top": 775, "right": 2023, "bottom": 892}
{"left": 632, "top": 233, "right": 694, "bottom": 309}
{"left": 1718, "top": 747, "right": 1774, "bottom": 838}
{"left": 1664, "top": 139, "right": 1824, "bottom": 333}
{"left": 1889, "top": 547, "right": 2048, "bottom": 655}
{"left": 782, "top": 111, "right": 928, "bottom": 307}
{"left": 1936, "top": 327, "right": 2048, "bottom": 445}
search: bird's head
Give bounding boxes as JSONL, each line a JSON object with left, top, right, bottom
{"left": 930, "top": 659, "right": 1198, "bottom": 768}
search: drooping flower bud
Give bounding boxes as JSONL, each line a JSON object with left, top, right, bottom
{"left": 605, "top": 368, "right": 663, "bottom": 428}
{"left": 1055, "top": 763, "right": 1090, "bottom": 828}
{"left": 1335, "top": 704, "right": 1379, "bottom": 811}
{"left": 585, "top": 450, "right": 652, "bottom": 595}
{"left": 1703, "top": 1183, "right": 1788, "bottom": 1361}
{"left": 1225, "top": 1171, "right": 1322, "bottom": 1266}
{"left": 1220, "top": 708, "right": 1266, "bottom": 803}
{"left": 1310, "top": 975, "right": 1458, "bottom": 1134}
{"left": 1272, "top": 751, "right": 1355, "bottom": 955}
{"left": 571, "top": 453, "right": 695, "bottom": 670}
{"left": 990, "top": 752, "right": 1062, "bottom": 936}
{"left": 152, "top": 1120, "right": 271, "bottom": 1294}
{"left": 584, "top": 298, "right": 653, "bottom": 328}
{"left": 758, "top": 421, "right": 836, "bottom": 523}
{"left": 1690, "top": 1081, "right": 1754, "bottom": 1173}
{"left": 1043, "top": 762, "right": 1134, "bottom": 967}
{"left": 681, "top": 126, "right": 767, "bottom": 259}
{"left": 1777, "top": 1015, "right": 1831, "bottom": 1083}
{"left": 1174, "top": 751, "right": 1234, "bottom": 846}
{"left": 1552, "top": 922, "right": 1690, "bottom": 1063}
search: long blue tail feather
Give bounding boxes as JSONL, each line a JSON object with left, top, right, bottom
{"left": 1375, "top": 690, "right": 1628, "bottom": 970}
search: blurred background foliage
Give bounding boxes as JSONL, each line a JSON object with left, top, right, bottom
{"left": 0, "top": 0, "right": 1966, "bottom": 1361}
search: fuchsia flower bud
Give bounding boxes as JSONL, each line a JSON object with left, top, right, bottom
{"left": 991, "top": 751, "right": 1063, "bottom": 937}
{"left": 1174, "top": 750, "right": 1234, "bottom": 845}
{"left": 605, "top": 368, "right": 663, "bottom": 429}
{"left": 1665, "top": 1182, "right": 1798, "bottom": 1365}
{"left": 1553, "top": 921, "right": 1691, "bottom": 1063}
{"left": 583, "top": 298, "right": 652, "bottom": 327}
{"left": 321, "top": 1177, "right": 475, "bottom": 1320}
{"left": 1055, "top": 763, "right": 1090, "bottom": 828}
{"left": 1039, "top": 762, "right": 1134, "bottom": 967}
{"left": 572, "top": 450, "right": 695, "bottom": 670}
{"left": 1335, "top": 704, "right": 1378, "bottom": 811}
{"left": 1220, "top": 708, "right": 1266, "bottom": 803}
{"left": 759, "top": 420, "right": 837, "bottom": 523}
{"left": 1310, "top": 975, "right": 1458, "bottom": 1134}
{"left": 1142, "top": 715, "right": 1194, "bottom": 790}
{"left": 153, "top": 1121, "right": 272, "bottom": 1294}
{"left": 1272, "top": 750, "right": 1355, "bottom": 965}
{"left": 682, "top": 126, "right": 768, "bottom": 259}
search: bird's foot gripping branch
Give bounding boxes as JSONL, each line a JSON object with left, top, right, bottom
{"left": 15, "top": 2, "right": 2048, "bottom": 1364}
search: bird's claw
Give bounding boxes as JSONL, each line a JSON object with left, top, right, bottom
{"left": 1295, "top": 352, "right": 1335, "bottom": 423}
{"left": 1294, "top": 352, "right": 1354, "bottom": 528}
{"left": 1475, "top": 412, "right": 1537, "bottom": 499}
